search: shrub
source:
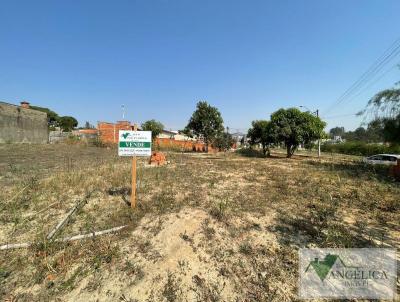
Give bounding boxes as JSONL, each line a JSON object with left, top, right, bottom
{"left": 235, "top": 148, "right": 266, "bottom": 158}
{"left": 321, "top": 142, "right": 400, "bottom": 156}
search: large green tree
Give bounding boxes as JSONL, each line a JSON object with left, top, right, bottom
{"left": 269, "top": 108, "right": 326, "bottom": 158}
{"left": 329, "top": 126, "right": 345, "bottom": 138}
{"left": 185, "top": 101, "right": 224, "bottom": 152}
{"left": 141, "top": 119, "right": 164, "bottom": 139}
{"left": 247, "top": 120, "right": 274, "bottom": 156}
{"left": 59, "top": 116, "right": 78, "bottom": 132}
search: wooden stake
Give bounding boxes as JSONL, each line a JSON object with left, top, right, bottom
{"left": 131, "top": 155, "right": 137, "bottom": 208}
{"left": 131, "top": 124, "right": 138, "bottom": 208}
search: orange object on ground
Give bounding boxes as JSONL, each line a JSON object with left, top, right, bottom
{"left": 149, "top": 152, "right": 166, "bottom": 166}
{"left": 389, "top": 159, "right": 400, "bottom": 180}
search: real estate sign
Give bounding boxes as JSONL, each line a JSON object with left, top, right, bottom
{"left": 118, "top": 130, "right": 152, "bottom": 156}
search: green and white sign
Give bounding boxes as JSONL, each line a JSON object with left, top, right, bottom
{"left": 118, "top": 130, "right": 152, "bottom": 156}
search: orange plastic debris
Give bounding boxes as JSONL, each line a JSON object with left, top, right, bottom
{"left": 149, "top": 151, "right": 166, "bottom": 166}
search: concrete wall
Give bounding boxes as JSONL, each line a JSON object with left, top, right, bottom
{"left": 49, "top": 131, "right": 71, "bottom": 143}
{"left": 48, "top": 130, "right": 98, "bottom": 143}
{"left": 0, "top": 102, "right": 48, "bottom": 143}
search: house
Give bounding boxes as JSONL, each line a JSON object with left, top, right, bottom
{"left": 158, "top": 129, "right": 178, "bottom": 139}
{"left": 0, "top": 101, "right": 48, "bottom": 143}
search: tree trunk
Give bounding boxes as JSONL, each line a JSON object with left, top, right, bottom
{"left": 286, "top": 144, "right": 292, "bottom": 158}
{"left": 287, "top": 145, "right": 297, "bottom": 158}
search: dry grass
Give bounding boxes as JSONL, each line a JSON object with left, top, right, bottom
{"left": 0, "top": 144, "right": 399, "bottom": 301}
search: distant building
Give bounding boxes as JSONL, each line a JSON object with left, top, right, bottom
{"left": 158, "top": 129, "right": 178, "bottom": 139}
{"left": 0, "top": 101, "right": 48, "bottom": 143}
{"left": 231, "top": 132, "right": 246, "bottom": 146}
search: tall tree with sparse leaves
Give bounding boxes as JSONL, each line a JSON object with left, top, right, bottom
{"left": 362, "top": 73, "right": 400, "bottom": 144}
{"left": 185, "top": 101, "right": 224, "bottom": 152}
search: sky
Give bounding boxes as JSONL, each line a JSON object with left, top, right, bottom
{"left": 1, "top": 0, "right": 400, "bottom": 133}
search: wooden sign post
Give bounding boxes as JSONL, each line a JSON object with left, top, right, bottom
{"left": 118, "top": 126, "right": 152, "bottom": 209}
{"left": 131, "top": 124, "right": 138, "bottom": 208}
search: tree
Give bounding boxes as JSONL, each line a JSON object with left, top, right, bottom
{"left": 365, "top": 119, "right": 385, "bottom": 142}
{"left": 247, "top": 120, "right": 274, "bottom": 156}
{"left": 367, "top": 86, "right": 400, "bottom": 117}
{"left": 381, "top": 113, "right": 400, "bottom": 143}
{"left": 30, "top": 105, "right": 79, "bottom": 132}
{"left": 84, "top": 121, "right": 95, "bottom": 129}
{"left": 59, "top": 116, "right": 78, "bottom": 132}
{"left": 329, "top": 127, "right": 345, "bottom": 138}
{"left": 184, "top": 101, "right": 224, "bottom": 152}
{"left": 269, "top": 108, "right": 326, "bottom": 158}
{"left": 360, "top": 69, "right": 400, "bottom": 144}
{"left": 344, "top": 127, "right": 367, "bottom": 142}
{"left": 213, "top": 132, "right": 235, "bottom": 152}
{"left": 141, "top": 119, "right": 164, "bottom": 140}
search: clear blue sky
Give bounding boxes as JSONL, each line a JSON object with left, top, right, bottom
{"left": 1, "top": 0, "right": 399, "bottom": 132}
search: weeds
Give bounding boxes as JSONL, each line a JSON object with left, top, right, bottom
{"left": 162, "top": 272, "right": 181, "bottom": 302}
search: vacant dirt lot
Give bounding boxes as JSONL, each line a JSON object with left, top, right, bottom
{"left": 0, "top": 144, "right": 399, "bottom": 301}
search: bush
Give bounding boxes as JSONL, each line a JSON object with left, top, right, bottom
{"left": 321, "top": 142, "right": 400, "bottom": 156}
{"left": 235, "top": 148, "right": 266, "bottom": 158}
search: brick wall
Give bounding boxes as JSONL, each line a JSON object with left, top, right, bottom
{"left": 155, "top": 137, "right": 213, "bottom": 152}
{"left": 98, "top": 121, "right": 134, "bottom": 144}
{"left": 97, "top": 121, "right": 212, "bottom": 152}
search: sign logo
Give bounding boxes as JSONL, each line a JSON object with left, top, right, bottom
{"left": 118, "top": 130, "right": 152, "bottom": 157}
{"left": 305, "top": 254, "right": 340, "bottom": 281}
{"left": 299, "top": 248, "right": 396, "bottom": 299}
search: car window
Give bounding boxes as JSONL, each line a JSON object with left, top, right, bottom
{"left": 380, "top": 156, "right": 395, "bottom": 161}
{"left": 370, "top": 155, "right": 382, "bottom": 160}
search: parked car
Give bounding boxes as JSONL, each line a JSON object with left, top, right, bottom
{"left": 362, "top": 154, "right": 400, "bottom": 165}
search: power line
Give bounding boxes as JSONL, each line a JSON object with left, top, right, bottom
{"left": 324, "top": 37, "right": 400, "bottom": 114}
{"left": 326, "top": 39, "right": 400, "bottom": 112}
{"left": 321, "top": 113, "right": 358, "bottom": 119}
{"left": 323, "top": 64, "right": 398, "bottom": 121}
{"left": 343, "top": 64, "right": 398, "bottom": 105}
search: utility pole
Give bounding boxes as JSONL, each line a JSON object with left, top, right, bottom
{"left": 316, "top": 109, "right": 321, "bottom": 158}
{"left": 300, "top": 106, "right": 321, "bottom": 158}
